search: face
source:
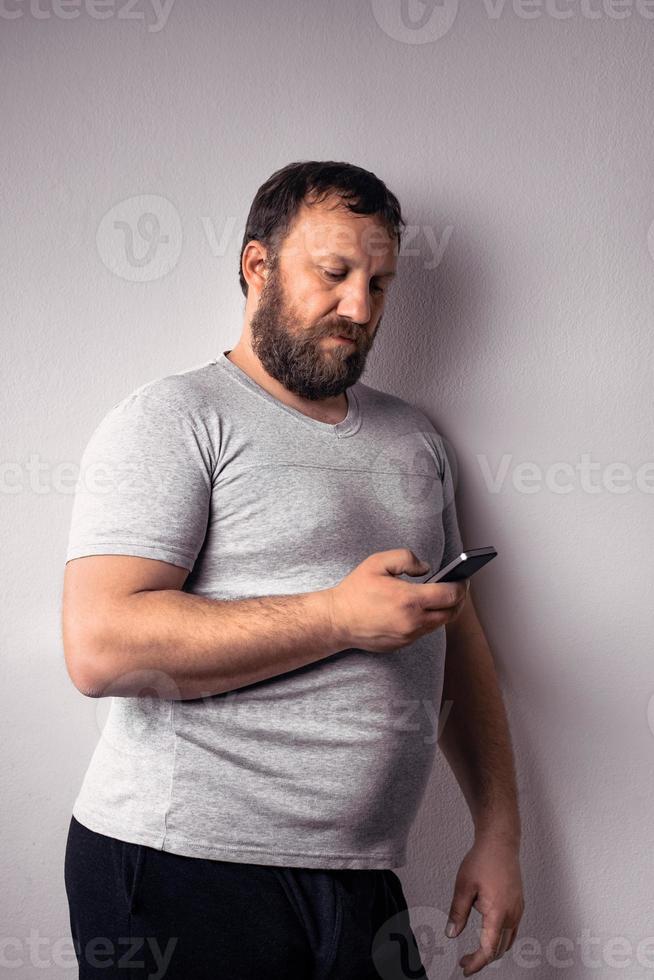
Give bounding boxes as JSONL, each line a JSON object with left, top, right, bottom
{"left": 248, "top": 196, "right": 398, "bottom": 400}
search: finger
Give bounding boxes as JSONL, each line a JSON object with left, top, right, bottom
{"left": 459, "top": 914, "right": 505, "bottom": 975}
{"left": 459, "top": 944, "right": 495, "bottom": 977}
{"left": 500, "top": 925, "right": 518, "bottom": 955}
{"left": 495, "top": 924, "right": 513, "bottom": 958}
{"left": 482, "top": 913, "right": 510, "bottom": 959}
{"left": 443, "top": 595, "right": 468, "bottom": 626}
{"left": 425, "top": 592, "right": 466, "bottom": 619}
{"left": 424, "top": 583, "right": 461, "bottom": 609}
{"left": 446, "top": 888, "right": 476, "bottom": 938}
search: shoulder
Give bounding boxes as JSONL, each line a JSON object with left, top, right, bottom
{"left": 354, "top": 379, "right": 454, "bottom": 475}
{"left": 79, "top": 362, "right": 221, "bottom": 474}
{"left": 105, "top": 360, "right": 221, "bottom": 421}
{"left": 355, "top": 378, "right": 446, "bottom": 438}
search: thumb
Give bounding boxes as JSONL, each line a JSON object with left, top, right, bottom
{"left": 445, "top": 888, "right": 475, "bottom": 938}
{"left": 406, "top": 552, "right": 431, "bottom": 577}
{"left": 378, "top": 548, "right": 431, "bottom": 578}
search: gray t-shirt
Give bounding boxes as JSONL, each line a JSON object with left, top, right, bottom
{"left": 66, "top": 350, "right": 463, "bottom": 870}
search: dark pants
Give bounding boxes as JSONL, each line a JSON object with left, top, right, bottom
{"left": 64, "top": 814, "right": 428, "bottom": 979}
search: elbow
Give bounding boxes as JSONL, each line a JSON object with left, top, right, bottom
{"left": 74, "top": 668, "right": 108, "bottom": 699}
{"left": 65, "top": 646, "right": 110, "bottom": 698}
{"left": 63, "top": 620, "right": 114, "bottom": 699}
{"left": 75, "top": 682, "right": 105, "bottom": 699}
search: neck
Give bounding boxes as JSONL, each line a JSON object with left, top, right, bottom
{"left": 224, "top": 347, "right": 349, "bottom": 424}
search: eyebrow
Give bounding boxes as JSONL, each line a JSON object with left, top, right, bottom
{"left": 322, "top": 254, "right": 397, "bottom": 279}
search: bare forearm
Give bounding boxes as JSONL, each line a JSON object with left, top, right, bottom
{"left": 85, "top": 587, "right": 343, "bottom": 700}
{"left": 439, "top": 627, "right": 521, "bottom": 845}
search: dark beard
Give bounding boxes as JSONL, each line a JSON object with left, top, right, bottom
{"left": 248, "top": 263, "right": 377, "bottom": 401}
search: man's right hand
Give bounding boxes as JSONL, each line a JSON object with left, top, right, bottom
{"left": 325, "top": 548, "right": 469, "bottom": 653}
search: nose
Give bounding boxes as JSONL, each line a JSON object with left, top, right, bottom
{"left": 336, "top": 279, "right": 371, "bottom": 326}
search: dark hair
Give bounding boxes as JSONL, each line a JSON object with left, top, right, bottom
{"left": 238, "top": 160, "right": 406, "bottom": 297}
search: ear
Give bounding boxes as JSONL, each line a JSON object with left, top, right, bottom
{"left": 241, "top": 240, "right": 270, "bottom": 295}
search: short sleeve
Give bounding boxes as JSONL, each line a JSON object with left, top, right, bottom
{"left": 65, "top": 388, "right": 213, "bottom": 572}
{"left": 435, "top": 433, "right": 464, "bottom": 568}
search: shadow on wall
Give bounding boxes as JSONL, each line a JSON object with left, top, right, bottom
{"left": 371, "top": 201, "right": 576, "bottom": 979}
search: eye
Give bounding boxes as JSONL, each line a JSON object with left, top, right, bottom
{"left": 322, "top": 269, "right": 385, "bottom": 294}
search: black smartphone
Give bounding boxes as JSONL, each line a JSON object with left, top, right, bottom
{"left": 422, "top": 546, "right": 498, "bottom": 583}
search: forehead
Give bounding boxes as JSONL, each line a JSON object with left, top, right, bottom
{"left": 281, "top": 196, "right": 398, "bottom": 268}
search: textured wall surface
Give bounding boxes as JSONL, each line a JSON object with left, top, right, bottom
{"left": 2, "top": 2, "right": 653, "bottom": 977}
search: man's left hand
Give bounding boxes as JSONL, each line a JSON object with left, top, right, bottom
{"left": 445, "top": 835, "right": 525, "bottom": 976}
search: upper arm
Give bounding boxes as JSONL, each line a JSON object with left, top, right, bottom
{"left": 62, "top": 384, "right": 214, "bottom": 694}
{"left": 62, "top": 555, "right": 189, "bottom": 695}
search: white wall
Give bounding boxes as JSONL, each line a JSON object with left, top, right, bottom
{"left": 2, "top": 2, "right": 653, "bottom": 977}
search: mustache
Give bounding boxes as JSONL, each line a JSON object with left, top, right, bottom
{"left": 324, "top": 325, "right": 359, "bottom": 341}
{"left": 323, "top": 316, "right": 380, "bottom": 343}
